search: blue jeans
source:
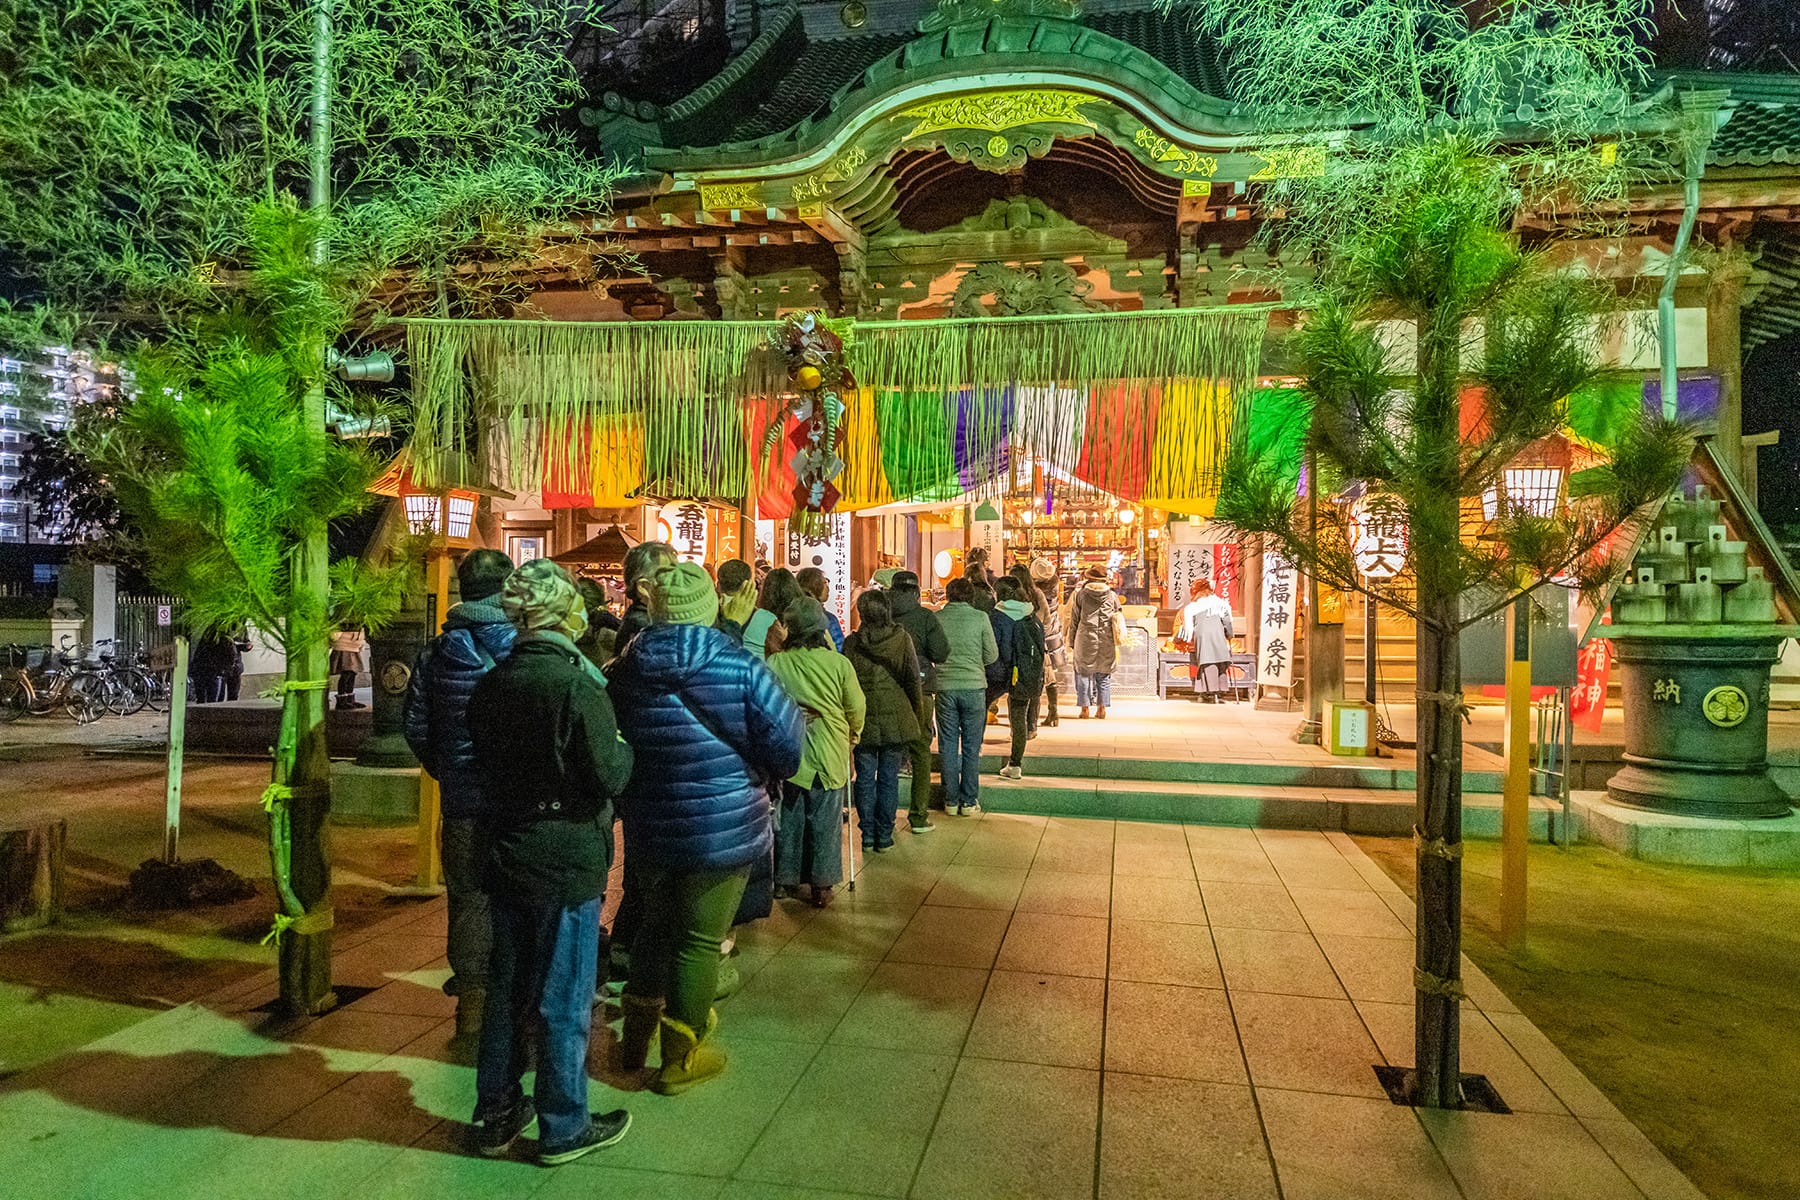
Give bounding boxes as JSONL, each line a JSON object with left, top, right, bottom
{"left": 935, "top": 688, "right": 987, "bottom": 811}
{"left": 775, "top": 782, "right": 844, "bottom": 888}
{"left": 1075, "top": 672, "right": 1112, "bottom": 709}
{"left": 476, "top": 895, "right": 601, "bottom": 1148}
{"left": 853, "top": 745, "right": 904, "bottom": 848}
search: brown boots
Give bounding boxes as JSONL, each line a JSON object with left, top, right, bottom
{"left": 618, "top": 993, "right": 663, "bottom": 1072}
{"left": 651, "top": 1008, "right": 726, "bottom": 1095}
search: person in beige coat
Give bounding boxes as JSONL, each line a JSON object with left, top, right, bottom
{"left": 765, "top": 596, "right": 866, "bottom": 906}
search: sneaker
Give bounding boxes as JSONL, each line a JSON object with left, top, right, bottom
{"left": 861, "top": 840, "right": 876, "bottom": 853}
{"left": 910, "top": 819, "right": 936, "bottom": 834}
{"left": 872, "top": 842, "right": 892, "bottom": 853}
{"left": 469, "top": 1097, "right": 536, "bottom": 1158}
{"left": 998, "top": 765, "right": 1023, "bottom": 781}
{"left": 537, "top": 1109, "right": 632, "bottom": 1165}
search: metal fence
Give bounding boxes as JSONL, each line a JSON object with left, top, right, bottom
{"left": 116, "top": 593, "right": 182, "bottom": 666}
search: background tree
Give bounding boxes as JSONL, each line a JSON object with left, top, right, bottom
{"left": 0, "top": 0, "right": 624, "bottom": 1013}
{"left": 1177, "top": 0, "right": 1695, "bottom": 1107}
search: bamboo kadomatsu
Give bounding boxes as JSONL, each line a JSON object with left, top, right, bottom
{"left": 402, "top": 305, "right": 1274, "bottom": 500}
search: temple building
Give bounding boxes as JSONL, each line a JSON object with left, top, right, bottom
{"left": 404, "top": 0, "right": 1800, "bottom": 705}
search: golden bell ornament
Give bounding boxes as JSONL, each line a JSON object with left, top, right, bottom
{"left": 794, "top": 364, "right": 823, "bottom": 391}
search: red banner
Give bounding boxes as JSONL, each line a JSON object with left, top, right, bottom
{"left": 1571, "top": 629, "right": 1613, "bottom": 733}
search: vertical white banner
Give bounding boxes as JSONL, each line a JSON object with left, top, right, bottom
{"left": 656, "top": 501, "right": 709, "bottom": 564}
{"left": 784, "top": 513, "right": 853, "bottom": 629}
{"left": 968, "top": 516, "right": 1004, "bottom": 567}
{"left": 1257, "top": 549, "right": 1299, "bottom": 688}
{"left": 1166, "top": 543, "right": 1213, "bottom": 609}
{"left": 753, "top": 519, "right": 778, "bottom": 567}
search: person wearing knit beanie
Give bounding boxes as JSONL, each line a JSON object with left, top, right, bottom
{"left": 1029, "top": 557, "right": 1056, "bottom": 583}
{"left": 651, "top": 561, "right": 720, "bottom": 627}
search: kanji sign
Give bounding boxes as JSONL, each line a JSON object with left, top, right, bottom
{"left": 1570, "top": 633, "right": 1612, "bottom": 733}
{"left": 784, "top": 512, "right": 853, "bottom": 629}
{"left": 657, "top": 501, "right": 710, "bottom": 564}
{"left": 1349, "top": 493, "right": 1409, "bottom": 581}
{"left": 1258, "top": 550, "right": 1299, "bottom": 688}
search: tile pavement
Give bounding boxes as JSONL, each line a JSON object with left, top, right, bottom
{"left": 0, "top": 816, "right": 1706, "bottom": 1200}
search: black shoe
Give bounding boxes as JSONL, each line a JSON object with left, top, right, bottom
{"left": 538, "top": 1109, "right": 632, "bottom": 1165}
{"left": 469, "top": 1097, "right": 536, "bottom": 1158}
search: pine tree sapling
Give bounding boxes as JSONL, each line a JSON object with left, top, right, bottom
{"left": 1182, "top": 0, "right": 1695, "bottom": 1107}
{"left": 80, "top": 202, "right": 408, "bottom": 1008}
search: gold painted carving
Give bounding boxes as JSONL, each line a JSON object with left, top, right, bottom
{"left": 1133, "top": 126, "right": 1218, "bottom": 177}
{"left": 1703, "top": 684, "right": 1749, "bottom": 728}
{"left": 898, "top": 89, "right": 1097, "bottom": 140}
{"left": 792, "top": 145, "right": 871, "bottom": 205}
{"left": 1247, "top": 144, "right": 1327, "bottom": 181}
{"left": 698, "top": 181, "right": 763, "bottom": 210}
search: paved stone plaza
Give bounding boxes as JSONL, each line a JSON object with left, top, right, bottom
{"left": 0, "top": 812, "right": 1704, "bottom": 1200}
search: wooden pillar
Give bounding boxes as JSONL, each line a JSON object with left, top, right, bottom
{"left": 1499, "top": 596, "right": 1532, "bottom": 948}
{"left": 1706, "top": 258, "right": 1751, "bottom": 481}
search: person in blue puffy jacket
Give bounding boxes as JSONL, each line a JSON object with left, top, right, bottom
{"left": 605, "top": 561, "right": 803, "bottom": 1095}
{"left": 403, "top": 548, "right": 517, "bottom": 1044}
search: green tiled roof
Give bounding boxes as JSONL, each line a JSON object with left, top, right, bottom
{"left": 1657, "top": 71, "right": 1800, "bottom": 168}
{"left": 589, "top": 5, "right": 1236, "bottom": 164}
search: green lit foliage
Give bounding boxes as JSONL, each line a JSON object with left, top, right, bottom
{"left": 76, "top": 201, "right": 407, "bottom": 652}
{"left": 1181, "top": 0, "right": 1694, "bottom": 1108}
{"left": 0, "top": 0, "right": 626, "bottom": 334}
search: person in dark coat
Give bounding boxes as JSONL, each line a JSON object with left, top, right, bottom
{"left": 887, "top": 570, "right": 949, "bottom": 833}
{"left": 605, "top": 561, "right": 804, "bottom": 1095}
{"left": 614, "top": 540, "right": 676, "bottom": 659}
{"left": 404, "top": 548, "right": 517, "bottom": 1044}
{"left": 983, "top": 592, "right": 1016, "bottom": 715}
{"left": 189, "top": 628, "right": 237, "bottom": 704}
{"left": 465, "top": 558, "right": 634, "bottom": 1165}
{"left": 995, "top": 576, "right": 1046, "bottom": 780}
{"left": 715, "top": 558, "right": 756, "bottom": 646}
{"left": 1030, "top": 558, "right": 1068, "bottom": 726}
{"left": 843, "top": 589, "right": 922, "bottom": 852}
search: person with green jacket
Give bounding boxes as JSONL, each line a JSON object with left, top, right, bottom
{"left": 934, "top": 577, "right": 998, "bottom": 816}
{"left": 766, "top": 597, "right": 866, "bottom": 906}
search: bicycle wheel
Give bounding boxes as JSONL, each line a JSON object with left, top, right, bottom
{"left": 64, "top": 675, "right": 107, "bottom": 723}
{"left": 0, "top": 674, "right": 31, "bottom": 722}
{"left": 117, "top": 668, "right": 153, "bottom": 716}
{"left": 102, "top": 670, "right": 143, "bottom": 717}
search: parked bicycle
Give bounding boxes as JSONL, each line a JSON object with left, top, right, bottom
{"left": 1, "top": 642, "right": 108, "bottom": 723}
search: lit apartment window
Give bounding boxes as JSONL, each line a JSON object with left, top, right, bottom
{"left": 0, "top": 454, "right": 18, "bottom": 468}
{"left": 0, "top": 406, "right": 18, "bottom": 420}
{"left": 0, "top": 524, "right": 20, "bottom": 540}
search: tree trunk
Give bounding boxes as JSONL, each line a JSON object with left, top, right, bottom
{"left": 1411, "top": 596, "right": 1463, "bottom": 1107}
{"left": 275, "top": 494, "right": 335, "bottom": 1011}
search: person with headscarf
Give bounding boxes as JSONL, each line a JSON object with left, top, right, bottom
{"left": 403, "top": 548, "right": 517, "bottom": 1051}
{"left": 765, "top": 596, "right": 865, "bottom": 906}
{"left": 605, "top": 561, "right": 803, "bottom": 1094}
{"left": 465, "top": 558, "right": 634, "bottom": 1164}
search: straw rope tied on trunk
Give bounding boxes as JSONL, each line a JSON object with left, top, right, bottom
{"left": 401, "top": 305, "right": 1273, "bottom": 511}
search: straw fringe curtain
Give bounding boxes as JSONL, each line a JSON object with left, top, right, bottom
{"left": 404, "top": 307, "right": 1271, "bottom": 498}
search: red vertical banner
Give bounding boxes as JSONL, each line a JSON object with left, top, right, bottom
{"left": 1571, "top": 631, "right": 1613, "bottom": 733}
{"left": 1213, "top": 542, "right": 1241, "bottom": 613}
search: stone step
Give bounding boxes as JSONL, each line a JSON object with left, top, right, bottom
{"left": 972, "top": 773, "right": 1562, "bottom": 840}
{"left": 974, "top": 751, "right": 1504, "bottom": 794}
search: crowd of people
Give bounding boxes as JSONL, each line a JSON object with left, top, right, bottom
{"left": 398, "top": 542, "right": 1123, "bottom": 1164}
